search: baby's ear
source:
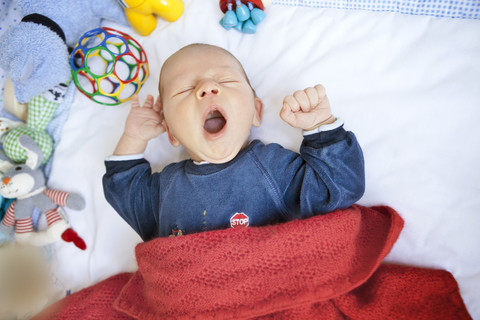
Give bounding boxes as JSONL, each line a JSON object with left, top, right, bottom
{"left": 252, "top": 97, "right": 264, "bottom": 127}
{"left": 163, "top": 121, "right": 180, "bottom": 147}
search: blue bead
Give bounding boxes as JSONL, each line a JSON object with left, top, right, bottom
{"left": 250, "top": 8, "right": 266, "bottom": 24}
{"left": 219, "top": 17, "right": 232, "bottom": 30}
{"left": 242, "top": 19, "right": 256, "bottom": 34}
{"left": 234, "top": 20, "right": 243, "bottom": 31}
{"left": 235, "top": 0, "right": 250, "bottom": 21}
{"left": 223, "top": 10, "right": 238, "bottom": 27}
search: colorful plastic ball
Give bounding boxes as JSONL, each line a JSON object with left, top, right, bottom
{"left": 70, "top": 27, "right": 149, "bottom": 106}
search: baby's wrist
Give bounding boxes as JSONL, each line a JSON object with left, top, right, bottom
{"left": 303, "top": 115, "right": 335, "bottom": 131}
{"left": 303, "top": 116, "right": 343, "bottom": 136}
{"left": 113, "top": 133, "right": 148, "bottom": 155}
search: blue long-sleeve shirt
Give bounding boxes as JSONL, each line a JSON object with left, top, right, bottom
{"left": 103, "top": 124, "right": 365, "bottom": 241}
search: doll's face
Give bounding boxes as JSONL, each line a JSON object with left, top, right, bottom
{"left": 159, "top": 44, "right": 263, "bottom": 164}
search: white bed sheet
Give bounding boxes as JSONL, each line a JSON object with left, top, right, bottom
{"left": 46, "top": 1, "right": 480, "bottom": 318}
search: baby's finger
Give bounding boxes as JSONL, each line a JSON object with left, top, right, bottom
{"left": 314, "top": 84, "right": 327, "bottom": 100}
{"left": 153, "top": 96, "right": 162, "bottom": 113}
{"left": 142, "top": 95, "right": 154, "bottom": 109}
{"left": 305, "top": 87, "right": 319, "bottom": 109}
{"left": 131, "top": 95, "right": 140, "bottom": 108}
{"left": 283, "top": 95, "right": 300, "bottom": 112}
{"left": 280, "top": 101, "right": 295, "bottom": 126}
{"left": 293, "top": 90, "right": 311, "bottom": 112}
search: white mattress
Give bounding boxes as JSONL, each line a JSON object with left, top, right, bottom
{"left": 45, "top": 0, "right": 480, "bottom": 317}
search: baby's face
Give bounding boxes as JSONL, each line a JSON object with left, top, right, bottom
{"left": 160, "top": 45, "right": 263, "bottom": 163}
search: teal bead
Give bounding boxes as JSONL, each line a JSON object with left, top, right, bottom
{"left": 220, "top": 17, "right": 232, "bottom": 30}
{"left": 223, "top": 9, "right": 238, "bottom": 27}
{"left": 242, "top": 19, "right": 256, "bottom": 34}
{"left": 234, "top": 20, "right": 243, "bottom": 31}
{"left": 250, "top": 7, "right": 266, "bottom": 25}
{"left": 235, "top": 0, "right": 250, "bottom": 22}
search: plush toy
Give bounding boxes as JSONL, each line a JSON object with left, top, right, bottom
{"left": 0, "top": 151, "right": 15, "bottom": 245}
{"left": 2, "top": 77, "right": 28, "bottom": 121}
{"left": 0, "top": 0, "right": 127, "bottom": 103}
{"left": 0, "top": 196, "right": 14, "bottom": 245}
{"left": 1, "top": 67, "right": 69, "bottom": 164}
{"left": 117, "top": 0, "right": 184, "bottom": 36}
{"left": 0, "top": 117, "right": 24, "bottom": 140}
{"left": 2, "top": 91, "right": 61, "bottom": 164}
{"left": 0, "top": 135, "right": 86, "bottom": 250}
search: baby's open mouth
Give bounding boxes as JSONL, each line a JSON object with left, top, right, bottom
{"left": 204, "top": 110, "right": 226, "bottom": 134}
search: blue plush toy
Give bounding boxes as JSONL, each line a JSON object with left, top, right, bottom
{"left": 0, "top": 0, "right": 127, "bottom": 103}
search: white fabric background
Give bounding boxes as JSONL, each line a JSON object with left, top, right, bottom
{"left": 46, "top": 1, "right": 480, "bottom": 317}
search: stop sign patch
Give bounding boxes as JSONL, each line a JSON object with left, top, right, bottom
{"left": 230, "top": 212, "right": 249, "bottom": 228}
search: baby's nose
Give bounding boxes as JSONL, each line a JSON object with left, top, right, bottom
{"left": 197, "top": 81, "right": 220, "bottom": 98}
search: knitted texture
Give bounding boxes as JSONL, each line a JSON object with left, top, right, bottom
{"left": 33, "top": 205, "right": 471, "bottom": 320}
{"left": 333, "top": 264, "right": 472, "bottom": 320}
{"left": 33, "top": 273, "right": 133, "bottom": 320}
{"left": 114, "top": 205, "right": 403, "bottom": 319}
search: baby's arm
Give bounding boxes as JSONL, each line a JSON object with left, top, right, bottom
{"left": 113, "top": 95, "right": 165, "bottom": 155}
{"left": 272, "top": 84, "right": 364, "bottom": 214}
{"left": 280, "top": 84, "right": 335, "bottom": 131}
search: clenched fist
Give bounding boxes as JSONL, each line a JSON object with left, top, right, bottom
{"left": 280, "top": 84, "right": 334, "bottom": 131}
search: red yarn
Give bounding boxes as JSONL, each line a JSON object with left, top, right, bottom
{"left": 33, "top": 205, "right": 471, "bottom": 319}
{"left": 219, "top": 0, "right": 265, "bottom": 13}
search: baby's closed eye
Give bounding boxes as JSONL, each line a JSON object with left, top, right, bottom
{"left": 174, "top": 87, "right": 194, "bottom": 96}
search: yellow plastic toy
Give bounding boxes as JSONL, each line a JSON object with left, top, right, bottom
{"left": 118, "top": 0, "right": 184, "bottom": 36}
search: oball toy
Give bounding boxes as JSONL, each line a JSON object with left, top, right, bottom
{"left": 70, "top": 27, "right": 149, "bottom": 106}
{"left": 117, "top": 0, "right": 184, "bottom": 36}
{"left": 0, "top": 0, "right": 127, "bottom": 103}
{"left": 219, "top": 0, "right": 272, "bottom": 34}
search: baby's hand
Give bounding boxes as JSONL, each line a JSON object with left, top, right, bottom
{"left": 280, "top": 84, "right": 333, "bottom": 131}
{"left": 124, "top": 95, "right": 166, "bottom": 141}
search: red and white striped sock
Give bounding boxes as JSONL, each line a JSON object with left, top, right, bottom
{"left": 45, "top": 208, "right": 63, "bottom": 226}
{"left": 1, "top": 202, "right": 16, "bottom": 227}
{"left": 44, "top": 189, "right": 69, "bottom": 206}
{"left": 16, "top": 218, "right": 33, "bottom": 233}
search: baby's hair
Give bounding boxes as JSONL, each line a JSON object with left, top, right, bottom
{"left": 158, "top": 43, "right": 257, "bottom": 101}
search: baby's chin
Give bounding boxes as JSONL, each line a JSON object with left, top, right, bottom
{"left": 192, "top": 144, "right": 243, "bottom": 164}
{"left": 197, "top": 151, "right": 237, "bottom": 164}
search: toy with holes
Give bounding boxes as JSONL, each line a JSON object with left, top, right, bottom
{"left": 219, "top": 0, "right": 272, "bottom": 34}
{"left": 70, "top": 27, "right": 149, "bottom": 106}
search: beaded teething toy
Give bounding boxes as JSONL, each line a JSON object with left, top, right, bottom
{"left": 219, "top": 0, "right": 268, "bottom": 34}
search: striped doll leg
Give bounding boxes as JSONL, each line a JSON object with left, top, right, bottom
{"left": 15, "top": 218, "right": 34, "bottom": 234}
{"left": 1, "top": 202, "right": 16, "bottom": 235}
{"left": 45, "top": 208, "right": 63, "bottom": 226}
{"left": 14, "top": 218, "right": 37, "bottom": 245}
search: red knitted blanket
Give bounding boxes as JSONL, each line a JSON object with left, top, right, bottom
{"left": 34, "top": 205, "right": 471, "bottom": 319}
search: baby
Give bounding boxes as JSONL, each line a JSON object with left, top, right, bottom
{"left": 103, "top": 43, "right": 365, "bottom": 240}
